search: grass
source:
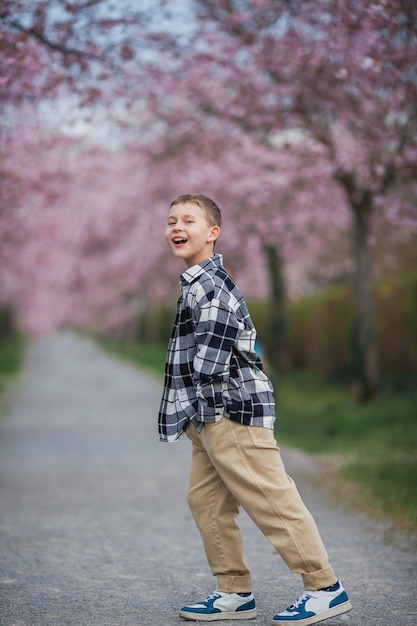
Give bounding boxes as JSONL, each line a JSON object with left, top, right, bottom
{"left": 0, "top": 334, "right": 26, "bottom": 397}
{"left": 103, "top": 340, "right": 168, "bottom": 378}
{"left": 102, "top": 340, "right": 417, "bottom": 535}
{"left": 276, "top": 371, "right": 417, "bottom": 533}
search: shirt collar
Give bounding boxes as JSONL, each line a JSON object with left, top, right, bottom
{"left": 180, "top": 254, "right": 224, "bottom": 286}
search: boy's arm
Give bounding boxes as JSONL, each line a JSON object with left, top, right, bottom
{"left": 192, "top": 297, "right": 243, "bottom": 420}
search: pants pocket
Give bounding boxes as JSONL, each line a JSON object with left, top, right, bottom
{"left": 246, "top": 424, "right": 279, "bottom": 449}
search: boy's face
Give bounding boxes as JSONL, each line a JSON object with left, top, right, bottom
{"left": 166, "top": 202, "right": 220, "bottom": 268}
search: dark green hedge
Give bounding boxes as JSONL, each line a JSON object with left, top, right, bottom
{"left": 249, "top": 273, "right": 417, "bottom": 379}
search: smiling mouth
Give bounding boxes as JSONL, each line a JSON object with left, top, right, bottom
{"left": 173, "top": 237, "right": 187, "bottom": 244}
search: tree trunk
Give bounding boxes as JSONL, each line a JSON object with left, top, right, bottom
{"left": 263, "top": 243, "right": 287, "bottom": 372}
{"left": 351, "top": 202, "right": 378, "bottom": 401}
{"left": 333, "top": 167, "right": 379, "bottom": 402}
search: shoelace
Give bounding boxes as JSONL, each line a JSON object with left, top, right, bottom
{"left": 290, "top": 592, "right": 312, "bottom": 609}
{"left": 204, "top": 592, "right": 222, "bottom": 602}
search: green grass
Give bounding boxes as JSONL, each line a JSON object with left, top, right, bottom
{"left": 102, "top": 340, "right": 417, "bottom": 534}
{"left": 103, "top": 340, "right": 167, "bottom": 379}
{"left": 275, "top": 370, "right": 417, "bottom": 532}
{"left": 276, "top": 371, "right": 416, "bottom": 455}
{"left": 0, "top": 334, "right": 26, "bottom": 397}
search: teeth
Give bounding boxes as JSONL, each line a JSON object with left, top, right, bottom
{"left": 174, "top": 238, "right": 187, "bottom": 243}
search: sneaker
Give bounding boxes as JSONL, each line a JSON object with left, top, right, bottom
{"left": 179, "top": 590, "right": 257, "bottom": 621}
{"left": 272, "top": 581, "right": 352, "bottom": 625}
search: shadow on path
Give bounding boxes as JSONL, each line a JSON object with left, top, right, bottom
{"left": 0, "top": 333, "right": 416, "bottom": 625}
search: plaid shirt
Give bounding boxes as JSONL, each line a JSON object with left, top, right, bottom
{"left": 158, "top": 254, "right": 276, "bottom": 442}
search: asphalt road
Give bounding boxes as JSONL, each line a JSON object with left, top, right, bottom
{"left": 0, "top": 333, "right": 416, "bottom": 626}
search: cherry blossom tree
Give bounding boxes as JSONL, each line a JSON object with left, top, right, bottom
{"left": 0, "top": 0, "right": 169, "bottom": 106}
{"left": 0, "top": 113, "right": 169, "bottom": 336}
{"left": 0, "top": 0, "right": 188, "bottom": 335}
{"left": 1, "top": 102, "right": 349, "bottom": 344}
{"left": 149, "top": 0, "right": 417, "bottom": 399}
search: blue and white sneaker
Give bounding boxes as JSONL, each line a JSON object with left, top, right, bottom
{"left": 179, "top": 590, "right": 257, "bottom": 621}
{"left": 272, "top": 581, "right": 352, "bottom": 625}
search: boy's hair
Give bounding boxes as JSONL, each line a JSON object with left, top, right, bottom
{"left": 170, "top": 193, "right": 222, "bottom": 228}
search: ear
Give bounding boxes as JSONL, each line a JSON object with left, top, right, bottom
{"left": 207, "top": 225, "right": 220, "bottom": 243}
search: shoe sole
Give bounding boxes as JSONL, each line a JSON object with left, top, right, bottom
{"left": 271, "top": 600, "right": 352, "bottom": 626}
{"left": 179, "top": 608, "right": 257, "bottom": 621}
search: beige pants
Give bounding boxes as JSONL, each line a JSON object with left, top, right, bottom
{"left": 186, "top": 418, "right": 336, "bottom": 593}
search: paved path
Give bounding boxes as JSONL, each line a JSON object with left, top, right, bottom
{"left": 0, "top": 333, "right": 416, "bottom": 626}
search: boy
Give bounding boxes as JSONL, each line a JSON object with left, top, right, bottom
{"left": 158, "top": 194, "right": 352, "bottom": 625}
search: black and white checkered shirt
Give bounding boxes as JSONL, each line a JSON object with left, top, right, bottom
{"left": 158, "top": 254, "right": 276, "bottom": 442}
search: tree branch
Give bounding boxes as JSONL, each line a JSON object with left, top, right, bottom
{"left": 1, "top": 16, "right": 104, "bottom": 62}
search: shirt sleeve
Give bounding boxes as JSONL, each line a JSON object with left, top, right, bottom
{"left": 191, "top": 296, "right": 243, "bottom": 420}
